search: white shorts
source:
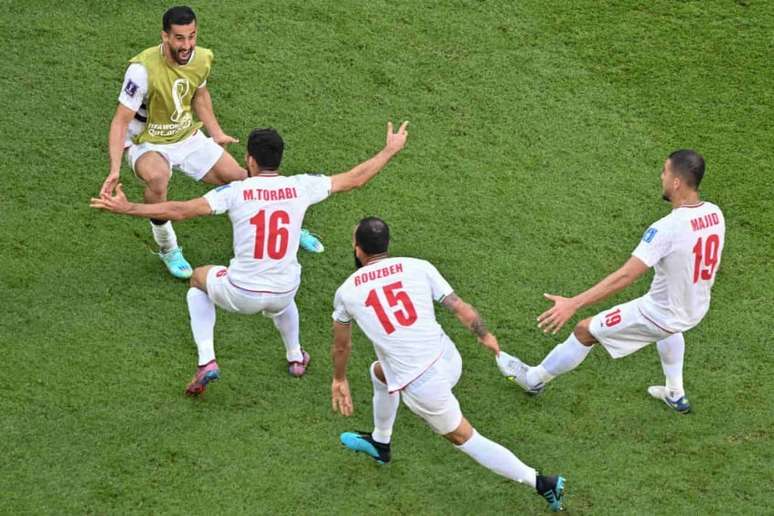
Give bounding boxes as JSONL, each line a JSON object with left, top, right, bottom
{"left": 126, "top": 130, "right": 224, "bottom": 182}
{"left": 206, "top": 266, "right": 297, "bottom": 316}
{"left": 589, "top": 297, "right": 674, "bottom": 359}
{"left": 401, "top": 338, "right": 463, "bottom": 435}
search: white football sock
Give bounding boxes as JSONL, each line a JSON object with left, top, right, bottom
{"left": 272, "top": 300, "right": 302, "bottom": 362}
{"left": 187, "top": 288, "right": 216, "bottom": 366}
{"left": 455, "top": 430, "right": 537, "bottom": 488}
{"left": 529, "top": 333, "right": 593, "bottom": 386}
{"left": 657, "top": 332, "right": 685, "bottom": 398}
{"left": 151, "top": 220, "right": 178, "bottom": 254}
{"left": 370, "top": 362, "right": 399, "bottom": 444}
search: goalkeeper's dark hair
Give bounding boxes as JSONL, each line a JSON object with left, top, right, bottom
{"left": 668, "top": 149, "right": 705, "bottom": 190}
{"left": 163, "top": 6, "right": 197, "bottom": 31}
{"left": 247, "top": 128, "right": 284, "bottom": 170}
{"left": 356, "top": 217, "right": 390, "bottom": 255}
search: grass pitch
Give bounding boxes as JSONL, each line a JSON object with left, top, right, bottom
{"left": 1, "top": 1, "right": 772, "bottom": 514}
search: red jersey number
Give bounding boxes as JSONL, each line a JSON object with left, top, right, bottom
{"left": 365, "top": 281, "right": 418, "bottom": 334}
{"left": 250, "top": 209, "right": 290, "bottom": 259}
{"left": 692, "top": 234, "right": 720, "bottom": 283}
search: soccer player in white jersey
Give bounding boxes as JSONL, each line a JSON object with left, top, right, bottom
{"left": 91, "top": 121, "right": 408, "bottom": 394}
{"left": 100, "top": 6, "right": 322, "bottom": 280}
{"left": 330, "top": 218, "right": 566, "bottom": 512}
{"left": 498, "top": 150, "right": 725, "bottom": 413}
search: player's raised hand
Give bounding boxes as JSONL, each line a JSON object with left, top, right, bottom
{"left": 331, "top": 378, "right": 354, "bottom": 416}
{"left": 385, "top": 121, "right": 409, "bottom": 155}
{"left": 537, "top": 293, "right": 579, "bottom": 334}
{"left": 100, "top": 171, "right": 120, "bottom": 197}
{"left": 90, "top": 183, "right": 131, "bottom": 214}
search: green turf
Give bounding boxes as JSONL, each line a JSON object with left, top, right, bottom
{"left": 1, "top": 1, "right": 772, "bottom": 514}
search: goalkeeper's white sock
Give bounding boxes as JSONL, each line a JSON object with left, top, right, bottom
{"left": 455, "top": 430, "right": 537, "bottom": 488}
{"left": 151, "top": 220, "right": 178, "bottom": 254}
{"left": 187, "top": 288, "right": 216, "bottom": 365}
{"left": 272, "top": 300, "right": 303, "bottom": 362}
{"left": 657, "top": 332, "right": 685, "bottom": 398}
{"left": 528, "top": 333, "right": 592, "bottom": 386}
{"left": 370, "top": 362, "right": 399, "bottom": 444}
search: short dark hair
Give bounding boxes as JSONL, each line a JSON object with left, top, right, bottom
{"left": 356, "top": 217, "right": 390, "bottom": 255}
{"left": 668, "top": 149, "right": 705, "bottom": 190}
{"left": 163, "top": 6, "right": 196, "bottom": 32}
{"left": 247, "top": 128, "right": 284, "bottom": 170}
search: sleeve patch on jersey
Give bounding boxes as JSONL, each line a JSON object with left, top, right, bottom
{"left": 642, "top": 227, "right": 657, "bottom": 243}
{"left": 124, "top": 79, "right": 139, "bottom": 97}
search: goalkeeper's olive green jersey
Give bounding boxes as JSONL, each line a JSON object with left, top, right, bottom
{"left": 129, "top": 45, "right": 213, "bottom": 144}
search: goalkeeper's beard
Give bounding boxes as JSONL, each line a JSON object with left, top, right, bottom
{"left": 354, "top": 250, "right": 364, "bottom": 269}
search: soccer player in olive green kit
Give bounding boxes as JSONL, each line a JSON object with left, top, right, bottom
{"left": 100, "top": 6, "right": 323, "bottom": 279}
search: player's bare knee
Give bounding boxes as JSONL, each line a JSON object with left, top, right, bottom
{"left": 142, "top": 173, "right": 170, "bottom": 200}
{"left": 573, "top": 319, "right": 596, "bottom": 346}
{"left": 190, "top": 266, "right": 210, "bottom": 291}
{"left": 443, "top": 417, "right": 473, "bottom": 446}
{"left": 370, "top": 361, "right": 386, "bottom": 384}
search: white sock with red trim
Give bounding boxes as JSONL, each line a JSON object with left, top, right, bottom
{"left": 187, "top": 288, "right": 216, "bottom": 365}
{"left": 273, "top": 300, "right": 302, "bottom": 362}
{"left": 528, "top": 333, "right": 593, "bottom": 387}
{"left": 370, "top": 362, "right": 399, "bottom": 444}
{"left": 455, "top": 430, "right": 537, "bottom": 488}
{"left": 657, "top": 332, "right": 685, "bottom": 398}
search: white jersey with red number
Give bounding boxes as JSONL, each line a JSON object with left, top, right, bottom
{"left": 632, "top": 201, "right": 725, "bottom": 332}
{"left": 332, "top": 257, "right": 455, "bottom": 393}
{"left": 204, "top": 173, "right": 331, "bottom": 292}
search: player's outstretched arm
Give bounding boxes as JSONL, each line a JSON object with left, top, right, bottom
{"left": 329, "top": 121, "right": 409, "bottom": 194}
{"left": 192, "top": 85, "right": 238, "bottom": 146}
{"left": 331, "top": 321, "right": 354, "bottom": 417}
{"left": 101, "top": 104, "right": 136, "bottom": 196}
{"left": 442, "top": 293, "right": 501, "bottom": 356}
{"left": 537, "top": 256, "right": 650, "bottom": 334}
{"left": 90, "top": 184, "right": 212, "bottom": 222}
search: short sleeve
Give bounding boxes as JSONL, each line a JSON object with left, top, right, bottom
{"left": 632, "top": 219, "right": 672, "bottom": 267}
{"left": 296, "top": 174, "right": 332, "bottom": 206}
{"left": 332, "top": 287, "right": 353, "bottom": 324}
{"left": 118, "top": 63, "right": 148, "bottom": 112}
{"left": 424, "top": 262, "right": 454, "bottom": 302}
{"left": 203, "top": 183, "right": 238, "bottom": 215}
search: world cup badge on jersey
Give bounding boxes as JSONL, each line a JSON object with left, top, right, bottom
{"left": 124, "top": 79, "right": 139, "bottom": 97}
{"left": 642, "top": 227, "right": 657, "bottom": 243}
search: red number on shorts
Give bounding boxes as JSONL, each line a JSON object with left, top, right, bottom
{"left": 604, "top": 308, "right": 622, "bottom": 327}
{"left": 365, "top": 281, "right": 418, "bottom": 334}
{"left": 692, "top": 234, "right": 720, "bottom": 283}
{"left": 250, "top": 209, "right": 290, "bottom": 259}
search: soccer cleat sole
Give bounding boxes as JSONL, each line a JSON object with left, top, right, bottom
{"left": 506, "top": 376, "right": 544, "bottom": 396}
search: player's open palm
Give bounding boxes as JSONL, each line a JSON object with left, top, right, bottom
{"left": 90, "top": 183, "right": 131, "bottom": 214}
{"left": 385, "top": 121, "right": 409, "bottom": 155}
{"left": 100, "top": 172, "right": 120, "bottom": 197}
{"left": 331, "top": 378, "right": 354, "bottom": 417}
{"left": 538, "top": 293, "right": 579, "bottom": 334}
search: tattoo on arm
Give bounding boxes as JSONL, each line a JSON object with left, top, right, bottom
{"left": 441, "top": 293, "right": 459, "bottom": 311}
{"left": 470, "top": 314, "right": 488, "bottom": 338}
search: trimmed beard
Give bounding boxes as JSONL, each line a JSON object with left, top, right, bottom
{"left": 354, "top": 250, "right": 363, "bottom": 269}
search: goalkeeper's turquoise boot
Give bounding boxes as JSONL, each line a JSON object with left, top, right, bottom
{"left": 299, "top": 228, "right": 324, "bottom": 253}
{"left": 536, "top": 474, "right": 566, "bottom": 512}
{"left": 159, "top": 247, "right": 193, "bottom": 279}
{"left": 340, "top": 431, "right": 391, "bottom": 464}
